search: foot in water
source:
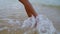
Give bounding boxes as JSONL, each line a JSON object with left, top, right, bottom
{"left": 21, "top": 15, "right": 56, "bottom": 34}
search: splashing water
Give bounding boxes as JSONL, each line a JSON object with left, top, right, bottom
{"left": 0, "top": 15, "right": 59, "bottom": 34}
{"left": 21, "top": 15, "right": 57, "bottom": 34}
{"left": 36, "top": 15, "right": 56, "bottom": 34}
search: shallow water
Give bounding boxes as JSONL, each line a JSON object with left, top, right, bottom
{"left": 0, "top": 0, "right": 60, "bottom": 34}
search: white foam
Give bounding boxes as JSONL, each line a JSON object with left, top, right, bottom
{"left": 22, "top": 15, "right": 56, "bottom": 34}
{"left": 21, "top": 15, "right": 36, "bottom": 28}
{"left": 0, "top": 15, "right": 58, "bottom": 34}
{"left": 36, "top": 15, "right": 56, "bottom": 34}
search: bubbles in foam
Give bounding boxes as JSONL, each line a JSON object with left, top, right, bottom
{"left": 7, "top": 19, "right": 21, "bottom": 30}
{"left": 36, "top": 15, "right": 56, "bottom": 34}
{"left": 21, "top": 15, "right": 36, "bottom": 29}
{"left": 8, "top": 19, "right": 21, "bottom": 25}
{"left": 0, "top": 14, "right": 58, "bottom": 34}
{"left": 22, "top": 15, "right": 56, "bottom": 34}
